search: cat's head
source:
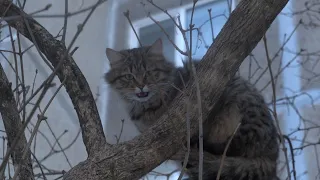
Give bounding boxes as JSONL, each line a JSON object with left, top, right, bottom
{"left": 105, "top": 38, "right": 176, "bottom": 103}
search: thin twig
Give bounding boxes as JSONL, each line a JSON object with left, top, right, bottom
{"left": 16, "top": 0, "right": 54, "bottom": 71}
{"left": 31, "top": 69, "right": 38, "bottom": 95}
{"left": 283, "top": 135, "right": 297, "bottom": 180}
{"left": 16, "top": 32, "right": 27, "bottom": 123}
{"left": 263, "top": 35, "right": 291, "bottom": 180}
{"left": 115, "top": 119, "right": 125, "bottom": 144}
{"left": 31, "top": 152, "right": 47, "bottom": 180}
{"left": 177, "top": 97, "right": 191, "bottom": 180}
{"left": 0, "top": 0, "right": 102, "bottom": 170}
{"left": 147, "top": 13, "right": 187, "bottom": 56}
{"left": 12, "top": 78, "right": 67, "bottom": 179}
{"left": 0, "top": 0, "right": 106, "bottom": 22}
{"left": 8, "top": 26, "right": 19, "bottom": 107}
{"left": 253, "top": 21, "right": 301, "bottom": 86}
{"left": 208, "top": 9, "right": 214, "bottom": 42}
{"left": 123, "top": 10, "right": 142, "bottom": 47}
{"left": 216, "top": 123, "right": 241, "bottom": 180}
{"left": 41, "top": 122, "right": 72, "bottom": 167}
{"left": 61, "top": 0, "right": 68, "bottom": 43}
{"left": 187, "top": 1, "right": 204, "bottom": 179}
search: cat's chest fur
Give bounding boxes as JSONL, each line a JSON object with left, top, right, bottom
{"left": 128, "top": 97, "right": 169, "bottom": 132}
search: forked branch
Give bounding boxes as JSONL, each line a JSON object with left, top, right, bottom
{"left": 0, "top": 0, "right": 288, "bottom": 179}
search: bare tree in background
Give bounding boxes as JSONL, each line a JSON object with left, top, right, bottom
{"left": 1, "top": 0, "right": 313, "bottom": 179}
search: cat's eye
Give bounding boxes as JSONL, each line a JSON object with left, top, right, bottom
{"left": 124, "top": 74, "right": 134, "bottom": 80}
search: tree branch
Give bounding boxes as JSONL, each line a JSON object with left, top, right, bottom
{"left": 0, "top": 64, "right": 34, "bottom": 179}
{"left": 64, "top": 0, "right": 288, "bottom": 179}
{"left": 0, "top": 0, "right": 107, "bottom": 157}
{"left": 0, "top": 0, "right": 288, "bottom": 179}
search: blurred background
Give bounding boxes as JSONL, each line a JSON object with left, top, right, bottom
{"left": 0, "top": 0, "right": 320, "bottom": 179}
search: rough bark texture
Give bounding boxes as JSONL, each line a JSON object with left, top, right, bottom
{"left": 0, "top": 0, "right": 107, "bottom": 157}
{"left": 0, "top": 65, "right": 34, "bottom": 179}
{"left": 0, "top": 0, "right": 288, "bottom": 179}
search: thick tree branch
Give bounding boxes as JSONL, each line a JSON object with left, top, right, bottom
{"left": 0, "top": 0, "right": 288, "bottom": 179}
{"left": 0, "top": 0, "right": 107, "bottom": 156}
{"left": 64, "top": 0, "right": 288, "bottom": 179}
{"left": 0, "top": 64, "right": 34, "bottom": 179}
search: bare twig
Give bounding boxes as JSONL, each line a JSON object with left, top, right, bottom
{"left": 263, "top": 35, "right": 291, "bottom": 180}
{"left": 0, "top": 0, "right": 107, "bottom": 173}
{"left": 216, "top": 123, "right": 241, "bottom": 180}
{"left": 31, "top": 152, "right": 47, "bottom": 180}
{"left": 8, "top": 26, "right": 20, "bottom": 107}
{"left": 185, "top": 1, "right": 205, "bottom": 179}
{"left": 124, "top": 10, "right": 142, "bottom": 47}
{"left": 61, "top": 0, "right": 68, "bottom": 43}
{"left": 16, "top": 32, "right": 27, "bottom": 123}
{"left": 283, "top": 135, "right": 297, "bottom": 180}
{"left": 177, "top": 98, "right": 191, "bottom": 180}
{"left": 0, "top": 0, "right": 108, "bottom": 157}
{"left": 0, "top": 0, "right": 106, "bottom": 22}
{"left": 0, "top": 56, "right": 33, "bottom": 180}
{"left": 12, "top": 78, "right": 67, "bottom": 180}
{"left": 114, "top": 119, "right": 125, "bottom": 144}
{"left": 147, "top": 13, "right": 187, "bottom": 56}
{"left": 208, "top": 9, "right": 214, "bottom": 42}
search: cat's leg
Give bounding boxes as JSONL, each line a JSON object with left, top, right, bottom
{"left": 169, "top": 147, "right": 220, "bottom": 180}
{"left": 184, "top": 146, "right": 278, "bottom": 180}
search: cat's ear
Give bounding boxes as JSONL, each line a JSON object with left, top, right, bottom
{"left": 147, "top": 38, "right": 163, "bottom": 56}
{"left": 106, "top": 48, "right": 124, "bottom": 65}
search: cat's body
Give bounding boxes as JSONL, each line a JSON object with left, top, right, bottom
{"left": 185, "top": 75, "right": 279, "bottom": 180}
{"left": 105, "top": 39, "right": 279, "bottom": 180}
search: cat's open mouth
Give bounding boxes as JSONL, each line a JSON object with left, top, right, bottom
{"left": 136, "top": 92, "right": 149, "bottom": 98}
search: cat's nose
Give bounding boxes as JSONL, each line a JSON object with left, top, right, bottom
{"left": 136, "top": 84, "right": 144, "bottom": 90}
{"left": 135, "top": 85, "right": 149, "bottom": 93}
{"left": 142, "top": 85, "right": 149, "bottom": 92}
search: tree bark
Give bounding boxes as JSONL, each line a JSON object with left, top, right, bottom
{"left": 0, "top": 64, "right": 34, "bottom": 179}
{"left": 0, "top": 0, "right": 107, "bottom": 157}
{"left": 0, "top": 0, "right": 288, "bottom": 179}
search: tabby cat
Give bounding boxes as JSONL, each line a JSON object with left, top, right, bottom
{"left": 104, "top": 38, "right": 279, "bottom": 180}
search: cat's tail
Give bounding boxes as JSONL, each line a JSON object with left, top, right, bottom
{"left": 182, "top": 153, "right": 278, "bottom": 180}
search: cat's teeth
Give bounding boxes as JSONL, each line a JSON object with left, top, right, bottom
{"left": 136, "top": 92, "right": 149, "bottom": 98}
